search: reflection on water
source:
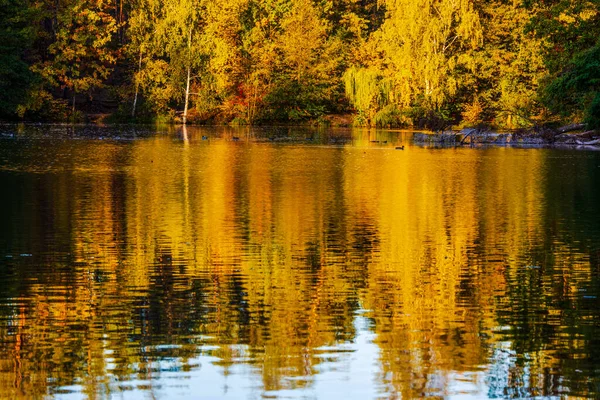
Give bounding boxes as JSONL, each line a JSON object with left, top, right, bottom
{"left": 0, "top": 125, "right": 599, "bottom": 399}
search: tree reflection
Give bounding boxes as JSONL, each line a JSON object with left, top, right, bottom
{"left": 0, "top": 130, "right": 599, "bottom": 398}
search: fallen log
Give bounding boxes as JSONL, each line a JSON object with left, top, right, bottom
{"left": 460, "top": 129, "right": 476, "bottom": 144}
{"left": 558, "top": 123, "right": 586, "bottom": 133}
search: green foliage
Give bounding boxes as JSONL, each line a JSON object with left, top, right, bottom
{"left": 586, "top": 94, "right": 600, "bottom": 128}
{"left": 410, "top": 104, "right": 455, "bottom": 131}
{"left": 543, "top": 40, "right": 600, "bottom": 128}
{"left": 373, "top": 105, "right": 410, "bottom": 128}
{"left": 230, "top": 117, "right": 249, "bottom": 126}
{"left": 352, "top": 112, "right": 369, "bottom": 127}
{"left": 17, "top": 89, "right": 71, "bottom": 121}
{"left": 525, "top": 0, "right": 600, "bottom": 73}
{"left": 524, "top": 0, "right": 600, "bottom": 127}
{"left": 0, "top": 0, "right": 37, "bottom": 118}
{"left": 261, "top": 79, "right": 328, "bottom": 122}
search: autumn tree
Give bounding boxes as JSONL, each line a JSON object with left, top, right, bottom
{"left": 377, "top": 0, "right": 482, "bottom": 109}
{"left": 127, "top": 0, "right": 157, "bottom": 118}
{"left": 218, "top": 0, "right": 345, "bottom": 123}
{"left": 127, "top": 0, "right": 206, "bottom": 122}
{"left": 525, "top": 0, "right": 600, "bottom": 73}
{"left": 200, "top": 0, "right": 247, "bottom": 121}
{"left": 344, "top": 0, "right": 483, "bottom": 126}
{"left": 35, "top": 0, "right": 117, "bottom": 115}
{"left": 265, "top": 0, "right": 335, "bottom": 120}
{"left": 2, "top": 0, "right": 596, "bottom": 127}
{"left": 458, "top": 0, "right": 547, "bottom": 128}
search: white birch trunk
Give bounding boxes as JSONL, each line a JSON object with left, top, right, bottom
{"left": 183, "top": 65, "right": 191, "bottom": 125}
{"left": 183, "top": 28, "right": 192, "bottom": 125}
{"left": 132, "top": 50, "right": 142, "bottom": 118}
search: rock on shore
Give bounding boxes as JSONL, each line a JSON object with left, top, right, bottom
{"left": 413, "top": 128, "right": 600, "bottom": 147}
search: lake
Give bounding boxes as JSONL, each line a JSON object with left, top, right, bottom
{"left": 1, "top": 124, "right": 600, "bottom": 399}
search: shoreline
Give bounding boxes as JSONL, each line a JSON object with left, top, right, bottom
{"left": 412, "top": 128, "right": 600, "bottom": 149}
{"left": 2, "top": 122, "right": 599, "bottom": 149}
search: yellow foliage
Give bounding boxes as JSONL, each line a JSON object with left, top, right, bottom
{"left": 371, "top": 0, "right": 482, "bottom": 109}
{"left": 461, "top": 97, "right": 483, "bottom": 125}
{"left": 277, "top": 0, "right": 328, "bottom": 83}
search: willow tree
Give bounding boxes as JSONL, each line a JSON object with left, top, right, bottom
{"left": 376, "top": 0, "right": 482, "bottom": 110}
{"left": 343, "top": 66, "right": 391, "bottom": 122}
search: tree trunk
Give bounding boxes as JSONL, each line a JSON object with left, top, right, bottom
{"left": 119, "top": 0, "right": 124, "bottom": 44}
{"left": 182, "top": 28, "right": 192, "bottom": 125}
{"left": 183, "top": 65, "right": 191, "bottom": 125}
{"left": 132, "top": 50, "right": 142, "bottom": 118}
{"left": 558, "top": 123, "right": 586, "bottom": 133}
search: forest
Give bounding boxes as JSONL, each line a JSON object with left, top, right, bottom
{"left": 0, "top": 0, "right": 599, "bottom": 128}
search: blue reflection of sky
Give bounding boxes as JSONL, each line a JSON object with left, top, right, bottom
{"left": 56, "top": 316, "right": 497, "bottom": 399}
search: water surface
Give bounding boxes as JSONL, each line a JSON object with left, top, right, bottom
{"left": 1, "top": 124, "right": 600, "bottom": 399}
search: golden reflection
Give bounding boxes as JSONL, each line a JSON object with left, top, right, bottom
{"left": 0, "top": 130, "right": 599, "bottom": 398}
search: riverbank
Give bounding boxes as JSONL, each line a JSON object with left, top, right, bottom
{"left": 413, "top": 126, "right": 600, "bottom": 148}
{"left": 3, "top": 121, "right": 599, "bottom": 150}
